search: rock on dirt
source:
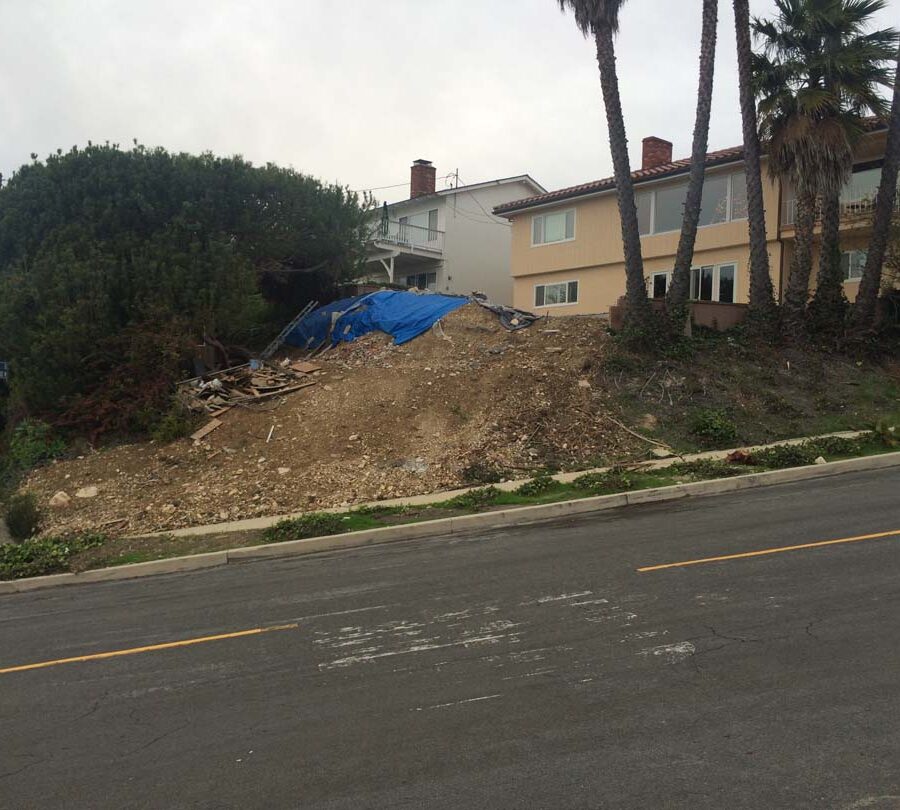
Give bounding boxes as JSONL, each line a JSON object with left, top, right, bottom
{"left": 49, "top": 491, "right": 73, "bottom": 509}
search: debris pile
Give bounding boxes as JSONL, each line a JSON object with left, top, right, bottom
{"left": 177, "top": 362, "right": 320, "bottom": 416}
{"left": 23, "top": 304, "right": 641, "bottom": 537}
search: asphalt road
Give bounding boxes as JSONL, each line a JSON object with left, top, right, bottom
{"left": 2, "top": 468, "right": 899, "bottom": 810}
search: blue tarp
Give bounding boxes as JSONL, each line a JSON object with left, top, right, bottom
{"left": 284, "top": 291, "right": 469, "bottom": 350}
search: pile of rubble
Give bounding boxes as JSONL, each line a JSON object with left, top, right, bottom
{"left": 22, "top": 304, "right": 641, "bottom": 536}
{"left": 177, "top": 361, "right": 321, "bottom": 416}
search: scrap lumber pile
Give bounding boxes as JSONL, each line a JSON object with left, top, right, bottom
{"left": 177, "top": 361, "right": 320, "bottom": 416}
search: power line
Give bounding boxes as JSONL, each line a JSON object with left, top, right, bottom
{"left": 352, "top": 173, "right": 458, "bottom": 195}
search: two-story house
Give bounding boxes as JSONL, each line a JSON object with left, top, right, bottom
{"left": 363, "top": 160, "right": 545, "bottom": 305}
{"left": 494, "top": 121, "right": 895, "bottom": 318}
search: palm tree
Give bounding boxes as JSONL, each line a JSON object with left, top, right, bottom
{"left": 755, "top": 0, "right": 896, "bottom": 332}
{"left": 755, "top": 63, "right": 856, "bottom": 328}
{"left": 668, "top": 0, "right": 719, "bottom": 315}
{"left": 852, "top": 44, "right": 900, "bottom": 330}
{"left": 558, "top": 1, "right": 651, "bottom": 327}
{"left": 734, "top": 0, "right": 777, "bottom": 319}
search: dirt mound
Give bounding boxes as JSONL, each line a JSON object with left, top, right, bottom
{"left": 23, "top": 304, "right": 640, "bottom": 536}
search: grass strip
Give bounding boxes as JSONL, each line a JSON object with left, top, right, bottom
{"left": 2, "top": 430, "right": 897, "bottom": 580}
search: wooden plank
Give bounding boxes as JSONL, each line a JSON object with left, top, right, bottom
{"left": 190, "top": 418, "right": 223, "bottom": 442}
{"left": 291, "top": 361, "right": 322, "bottom": 374}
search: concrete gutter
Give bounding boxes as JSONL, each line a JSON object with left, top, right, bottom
{"left": 2, "top": 449, "right": 898, "bottom": 595}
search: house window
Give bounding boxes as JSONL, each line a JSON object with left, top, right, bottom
{"left": 730, "top": 171, "right": 748, "bottom": 219}
{"left": 534, "top": 280, "right": 578, "bottom": 307}
{"left": 532, "top": 210, "right": 575, "bottom": 245}
{"left": 698, "top": 174, "right": 729, "bottom": 227}
{"left": 427, "top": 209, "right": 439, "bottom": 241}
{"left": 689, "top": 262, "right": 736, "bottom": 303}
{"left": 653, "top": 183, "right": 687, "bottom": 234}
{"left": 651, "top": 272, "right": 670, "bottom": 299}
{"left": 843, "top": 168, "right": 882, "bottom": 204}
{"left": 636, "top": 171, "right": 747, "bottom": 235}
{"left": 406, "top": 272, "right": 437, "bottom": 291}
{"left": 841, "top": 250, "right": 866, "bottom": 281}
{"left": 637, "top": 192, "right": 653, "bottom": 236}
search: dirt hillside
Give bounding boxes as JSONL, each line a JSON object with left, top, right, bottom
{"left": 24, "top": 305, "right": 641, "bottom": 536}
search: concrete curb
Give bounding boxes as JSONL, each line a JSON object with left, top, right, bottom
{"left": 2, "top": 450, "right": 898, "bottom": 594}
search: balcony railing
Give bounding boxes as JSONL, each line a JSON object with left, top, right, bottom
{"left": 782, "top": 186, "right": 900, "bottom": 227}
{"left": 369, "top": 219, "right": 444, "bottom": 253}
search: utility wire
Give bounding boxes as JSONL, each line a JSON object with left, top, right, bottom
{"left": 352, "top": 172, "right": 458, "bottom": 195}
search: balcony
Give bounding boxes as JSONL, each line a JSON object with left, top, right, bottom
{"left": 782, "top": 185, "right": 900, "bottom": 228}
{"left": 368, "top": 219, "right": 444, "bottom": 254}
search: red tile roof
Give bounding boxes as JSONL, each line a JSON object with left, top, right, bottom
{"left": 495, "top": 117, "right": 889, "bottom": 217}
{"left": 493, "top": 146, "right": 745, "bottom": 216}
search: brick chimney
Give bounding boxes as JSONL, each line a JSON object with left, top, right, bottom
{"left": 642, "top": 137, "right": 673, "bottom": 170}
{"left": 410, "top": 159, "right": 436, "bottom": 198}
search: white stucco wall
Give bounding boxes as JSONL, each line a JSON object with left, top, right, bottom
{"left": 383, "top": 179, "right": 540, "bottom": 305}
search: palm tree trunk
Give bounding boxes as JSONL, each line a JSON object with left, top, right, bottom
{"left": 593, "top": 26, "right": 651, "bottom": 325}
{"left": 810, "top": 191, "right": 848, "bottom": 329}
{"left": 852, "top": 46, "right": 900, "bottom": 331}
{"left": 733, "top": 0, "right": 776, "bottom": 317}
{"left": 668, "top": 0, "right": 718, "bottom": 312}
{"left": 782, "top": 189, "right": 817, "bottom": 329}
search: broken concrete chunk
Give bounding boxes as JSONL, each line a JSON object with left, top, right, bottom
{"left": 49, "top": 491, "right": 72, "bottom": 508}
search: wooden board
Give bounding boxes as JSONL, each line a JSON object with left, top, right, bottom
{"left": 190, "top": 418, "right": 223, "bottom": 442}
{"left": 291, "top": 361, "right": 322, "bottom": 374}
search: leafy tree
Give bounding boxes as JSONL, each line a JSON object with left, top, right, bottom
{"left": 557, "top": 0, "right": 653, "bottom": 329}
{"left": 0, "top": 143, "right": 370, "bottom": 438}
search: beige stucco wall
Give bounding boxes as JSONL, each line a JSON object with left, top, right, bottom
{"left": 509, "top": 162, "right": 783, "bottom": 314}
{"left": 781, "top": 236, "right": 870, "bottom": 304}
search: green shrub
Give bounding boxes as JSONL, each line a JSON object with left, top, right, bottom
{"left": 0, "top": 532, "right": 106, "bottom": 580}
{"left": 668, "top": 459, "right": 746, "bottom": 479}
{"left": 445, "top": 486, "right": 501, "bottom": 511}
{"left": 808, "top": 436, "right": 859, "bottom": 457}
{"left": 7, "top": 420, "right": 65, "bottom": 470}
{"left": 871, "top": 421, "right": 898, "bottom": 448}
{"left": 752, "top": 443, "right": 818, "bottom": 468}
{"left": 4, "top": 492, "right": 42, "bottom": 541}
{"left": 151, "top": 406, "right": 198, "bottom": 444}
{"left": 262, "top": 512, "right": 346, "bottom": 544}
{"left": 572, "top": 469, "right": 635, "bottom": 495}
{"left": 515, "top": 474, "right": 558, "bottom": 497}
{"left": 689, "top": 408, "right": 738, "bottom": 446}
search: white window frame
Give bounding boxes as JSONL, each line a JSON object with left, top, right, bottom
{"left": 638, "top": 170, "right": 747, "bottom": 237}
{"left": 649, "top": 271, "right": 671, "bottom": 299}
{"left": 841, "top": 249, "right": 866, "bottom": 282}
{"left": 405, "top": 272, "right": 437, "bottom": 291}
{"left": 534, "top": 279, "right": 579, "bottom": 308}
{"left": 689, "top": 261, "right": 738, "bottom": 303}
{"left": 531, "top": 209, "right": 576, "bottom": 247}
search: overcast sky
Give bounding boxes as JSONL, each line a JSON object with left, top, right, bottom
{"left": 1, "top": 0, "right": 895, "bottom": 202}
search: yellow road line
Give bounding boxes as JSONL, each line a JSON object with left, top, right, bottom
{"left": 637, "top": 529, "right": 900, "bottom": 573}
{"left": 0, "top": 623, "right": 298, "bottom": 675}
